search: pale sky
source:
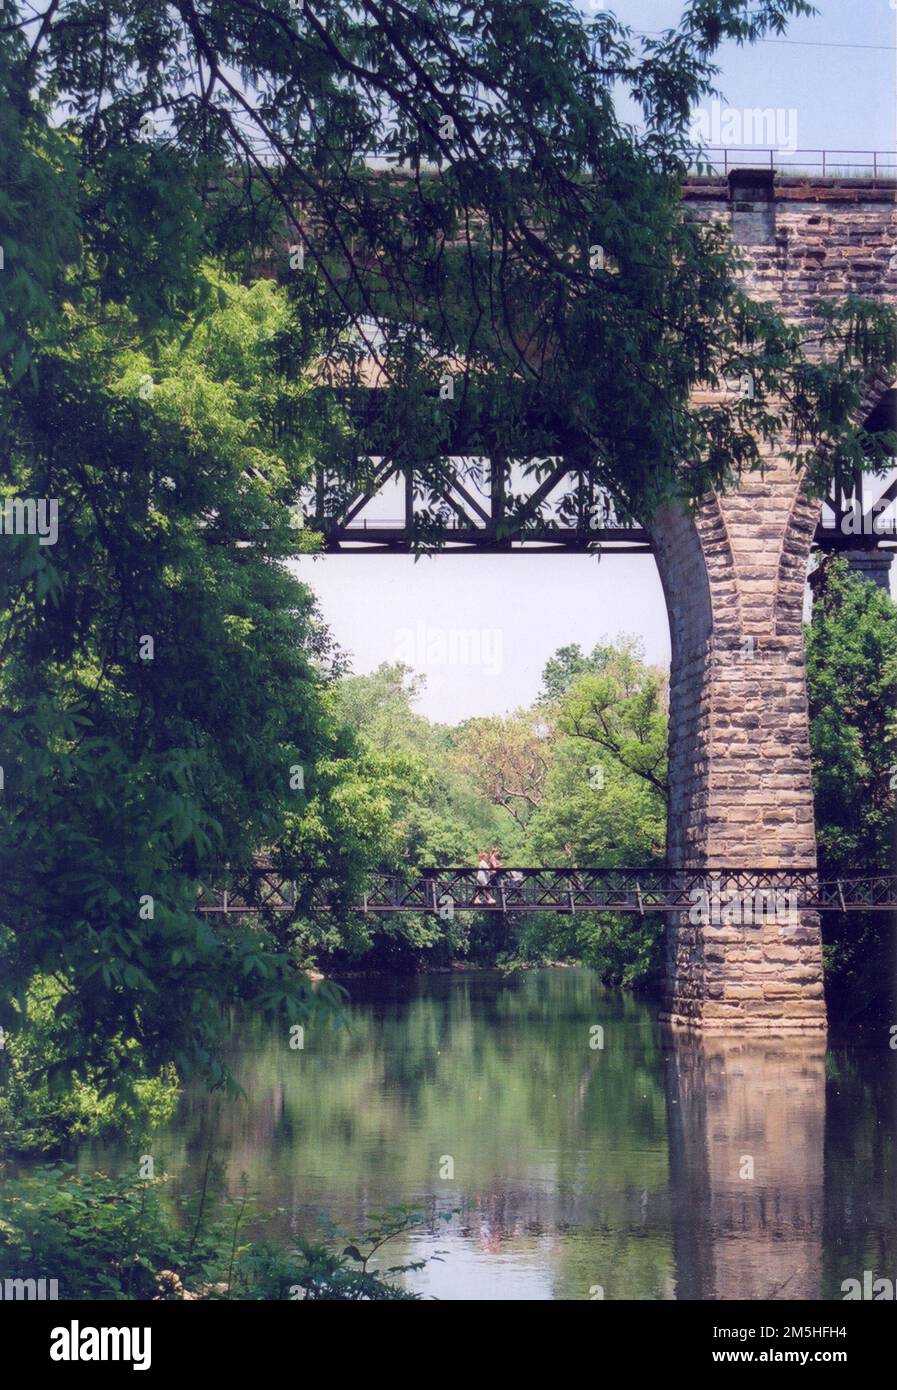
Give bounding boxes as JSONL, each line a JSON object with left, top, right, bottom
{"left": 293, "top": 0, "right": 897, "bottom": 724}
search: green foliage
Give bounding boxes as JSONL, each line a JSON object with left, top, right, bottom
{"left": 2, "top": 0, "right": 891, "bottom": 541}
{"left": 508, "top": 910, "right": 663, "bottom": 989}
{"left": 510, "top": 638, "right": 668, "bottom": 986}
{"left": 805, "top": 559, "right": 897, "bottom": 1021}
{"left": 0, "top": 1166, "right": 427, "bottom": 1300}
{"left": 0, "top": 0, "right": 889, "bottom": 1148}
{"left": 0, "top": 977, "right": 179, "bottom": 1156}
{"left": 541, "top": 643, "right": 600, "bottom": 703}
{"left": 229, "top": 1235, "right": 425, "bottom": 1302}
{"left": 316, "top": 663, "right": 508, "bottom": 968}
{"left": 527, "top": 734, "right": 665, "bottom": 868}
{"left": 1, "top": 2, "right": 892, "bottom": 1305}
{"left": 317, "top": 642, "right": 668, "bottom": 985}
{"left": 555, "top": 639, "right": 668, "bottom": 790}
{"left": 532, "top": 638, "right": 668, "bottom": 850}
{"left": 0, "top": 1168, "right": 192, "bottom": 1301}
{"left": 0, "top": 271, "right": 364, "bottom": 1086}
{"left": 451, "top": 710, "right": 551, "bottom": 840}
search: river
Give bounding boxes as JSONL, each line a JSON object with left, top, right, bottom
{"left": 85, "top": 967, "right": 895, "bottom": 1300}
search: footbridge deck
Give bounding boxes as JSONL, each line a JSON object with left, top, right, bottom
{"left": 196, "top": 866, "right": 897, "bottom": 916}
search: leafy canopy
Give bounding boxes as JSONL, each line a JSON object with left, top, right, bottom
{"left": 806, "top": 559, "right": 897, "bottom": 1021}
{"left": 3, "top": 0, "right": 894, "bottom": 536}
{"left": 0, "top": 273, "right": 360, "bottom": 1086}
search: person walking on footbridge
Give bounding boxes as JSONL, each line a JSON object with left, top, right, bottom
{"left": 474, "top": 852, "right": 496, "bottom": 905}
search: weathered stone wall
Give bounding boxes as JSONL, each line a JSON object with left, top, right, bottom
{"left": 653, "top": 177, "right": 896, "bottom": 1032}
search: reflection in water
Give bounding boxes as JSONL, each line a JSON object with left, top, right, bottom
{"left": 85, "top": 968, "right": 894, "bottom": 1300}
{"left": 665, "top": 1034, "right": 825, "bottom": 1300}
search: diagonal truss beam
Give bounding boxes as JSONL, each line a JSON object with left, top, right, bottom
{"left": 301, "top": 385, "right": 896, "bottom": 554}
{"left": 305, "top": 463, "right": 896, "bottom": 555}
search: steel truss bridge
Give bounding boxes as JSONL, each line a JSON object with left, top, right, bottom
{"left": 196, "top": 866, "right": 897, "bottom": 917}
{"left": 305, "top": 480, "right": 897, "bottom": 556}
{"left": 299, "top": 174, "right": 897, "bottom": 557}
{"left": 302, "top": 389, "right": 897, "bottom": 556}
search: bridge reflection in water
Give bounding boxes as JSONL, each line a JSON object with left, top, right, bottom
{"left": 110, "top": 970, "right": 890, "bottom": 1300}
{"left": 664, "top": 1032, "right": 825, "bottom": 1300}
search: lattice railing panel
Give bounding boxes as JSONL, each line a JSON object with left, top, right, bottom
{"left": 195, "top": 867, "right": 897, "bottom": 916}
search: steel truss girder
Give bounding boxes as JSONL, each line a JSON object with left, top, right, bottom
{"left": 305, "top": 469, "right": 896, "bottom": 556}
{"left": 303, "top": 387, "right": 896, "bottom": 555}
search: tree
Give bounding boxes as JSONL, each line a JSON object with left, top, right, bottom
{"left": 450, "top": 710, "right": 552, "bottom": 833}
{"left": 805, "top": 558, "right": 897, "bottom": 1022}
{"left": 550, "top": 638, "right": 669, "bottom": 798}
{"left": 512, "top": 638, "right": 669, "bottom": 985}
{"left": 335, "top": 662, "right": 510, "bottom": 862}
{"left": 540, "top": 644, "right": 596, "bottom": 703}
{"left": 525, "top": 737, "right": 666, "bottom": 870}
{"left": 323, "top": 662, "right": 511, "bottom": 966}
{"left": 2, "top": 0, "right": 893, "bottom": 1077}
{"left": 0, "top": 274, "right": 358, "bottom": 1087}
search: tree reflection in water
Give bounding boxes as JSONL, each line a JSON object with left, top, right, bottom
{"left": 83, "top": 969, "right": 895, "bottom": 1301}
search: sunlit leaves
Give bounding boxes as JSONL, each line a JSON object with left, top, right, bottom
{"left": 0, "top": 274, "right": 354, "bottom": 1088}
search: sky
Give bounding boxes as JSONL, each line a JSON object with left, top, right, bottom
{"left": 292, "top": 0, "right": 897, "bottom": 725}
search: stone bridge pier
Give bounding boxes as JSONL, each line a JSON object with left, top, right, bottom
{"left": 650, "top": 454, "right": 827, "bottom": 1032}
{"left": 649, "top": 173, "right": 895, "bottom": 1032}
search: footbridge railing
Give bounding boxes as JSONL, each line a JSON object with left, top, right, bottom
{"left": 196, "top": 866, "right": 897, "bottom": 917}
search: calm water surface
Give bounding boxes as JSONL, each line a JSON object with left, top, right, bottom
{"left": 90, "top": 968, "right": 895, "bottom": 1300}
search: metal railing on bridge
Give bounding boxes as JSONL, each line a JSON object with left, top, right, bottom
{"left": 196, "top": 866, "right": 897, "bottom": 917}
{"left": 684, "top": 148, "right": 897, "bottom": 183}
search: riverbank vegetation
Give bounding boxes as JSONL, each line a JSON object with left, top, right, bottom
{"left": 806, "top": 558, "right": 897, "bottom": 1024}
{"left": 300, "top": 565, "right": 895, "bottom": 1031}
{"left": 310, "top": 637, "right": 668, "bottom": 985}
{"left": 5, "top": 567, "right": 893, "bottom": 1168}
{"left": 0, "top": 1166, "right": 430, "bottom": 1299}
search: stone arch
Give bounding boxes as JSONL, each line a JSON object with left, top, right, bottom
{"left": 642, "top": 176, "right": 896, "bottom": 1031}
{"left": 648, "top": 500, "right": 714, "bottom": 870}
{"left": 772, "top": 368, "right": 897, "bottom": 636}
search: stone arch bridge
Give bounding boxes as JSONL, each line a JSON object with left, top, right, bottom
{"left": 269, "top": 169, "right": 897, "bottom": 1034}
